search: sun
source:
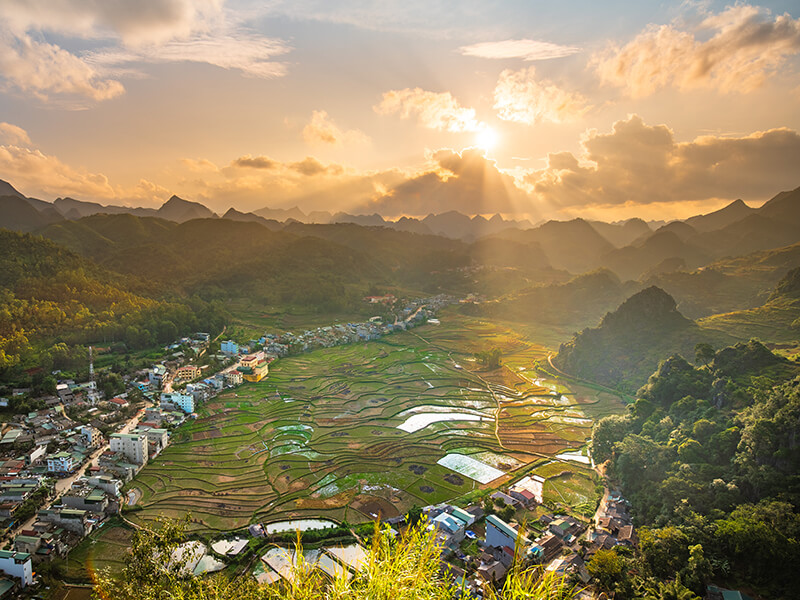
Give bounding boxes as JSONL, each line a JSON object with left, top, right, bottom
{"left": 475, "top": 127, "right": 499, "bottom": 152}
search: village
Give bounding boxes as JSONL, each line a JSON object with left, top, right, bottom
{"left": 0, "top": 295, "right": 464, "bottom": 593}
{"left": 0, "top": 292, "right": 636, "bottom": 597}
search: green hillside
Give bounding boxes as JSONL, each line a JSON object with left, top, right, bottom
{"left": 553, "top": 287, "right": 731, "bottom": 392}
{"left": 0, "top": 228, "right": 226, "bottom": 375}
{"left": 699, "top": 266, "right": 800, "bottom": 342}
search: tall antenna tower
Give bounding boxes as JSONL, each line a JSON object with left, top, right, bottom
{"left": 88, "top": 346, "right": 99, "bottom": 405}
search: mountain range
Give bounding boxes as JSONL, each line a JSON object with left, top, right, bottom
{"left": 3, "top": 178, "right": 800, "bottom": 287}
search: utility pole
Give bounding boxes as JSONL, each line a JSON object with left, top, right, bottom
{"left": 88, "top": 346, "right": 99, "bottom": 405}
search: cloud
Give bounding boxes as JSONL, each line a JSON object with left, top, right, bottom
{"left": 0, "top": 122, "right": 31, "bottom": 146}
{"left": 0, "top": 30, "right": 125, "bottom": 101}
{"left": 290, "top": 157, "right": 337, "bottom": 176}
{"left": 0, "top": 142, "right": 168, "bottom": 204}
{"left": 232, "top": 155, "right": 277, "bottom": 169}
{"left": 375, "top": 88, "right": 482, "bottom": 132}
{"left": 493, "top": 67, "right": 590, "bottom": 125}
{"left": 178, "top": 154, "right": 408, "bottom": 213}
{"left": 459, "top": 39, "right": 580, "bottom": 61}
{"left": 85, "top": 32, "right": 290, "bottom": 80}
{"left": 0, "top": 0, "right": 289, "bottom": 102}
{"left": 358, "top": 147, "right": 538, "bottom": 218}
{"left": 592, "top": 4, "right": 800, "bottom": 96}
{"left": 0, "top": 0, "right": 223, "bottom": 46}
{"left": 525, "top": 114, "right": 800, "bottom": 208}
{"left": 302, "top": 110, "right": 370, "bottom": 146}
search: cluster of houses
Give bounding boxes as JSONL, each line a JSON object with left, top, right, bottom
{"left": 0, "top": 341, "right": 213, "bottom": 591}
{"left": 0, "top": 433, "right": 148, "bottom": 594}
{"left": 218, "top": 294, "right": 459, "bottom": 361}
{"left": 585, "top": 491, "right": 636, "bottom": 555}
{"left": 419, "top": 498, "right": 590, "bottom": 596}
{"left": 408, "top": 483, "right": 637, "bottom": 597}
{"left": 0, "top": 465, "right": 132, "bottom": 595}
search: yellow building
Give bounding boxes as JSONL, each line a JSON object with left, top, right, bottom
{"left": 237, "top": 354, "right": 269, "bottom": 382}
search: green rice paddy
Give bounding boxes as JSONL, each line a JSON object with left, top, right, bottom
{"left": 127, "top": 314, "right": 626, "bottom": 532}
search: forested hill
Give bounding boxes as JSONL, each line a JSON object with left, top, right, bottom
{"left": 698, "top": 265, "right": 800, "bottom": 342}
{"left": 553, "top": 286, "right": 728, "bottom": 392}
{"left": 591, "top": 340, "right": 800, "bottom": 599}
{"left": 0, "top": 229, "right": 226, "bottom": 374}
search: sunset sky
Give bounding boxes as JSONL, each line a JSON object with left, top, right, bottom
{"left": 1, "top": 0, "right": 799, "bottom": 222}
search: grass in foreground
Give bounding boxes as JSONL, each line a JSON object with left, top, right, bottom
{"left": 93, "top": 517, "right": 577, "bottom": 600}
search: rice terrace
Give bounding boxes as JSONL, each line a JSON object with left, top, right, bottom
{"left": 127, "top": 314, "right": 627, "bottom": 533}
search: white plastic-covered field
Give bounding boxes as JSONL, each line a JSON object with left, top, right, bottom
{"left": 437, "top": 452, "right": 505, "bottom": 484}
{"left": 395, "top": 405, "right": 490, "bottom": 433}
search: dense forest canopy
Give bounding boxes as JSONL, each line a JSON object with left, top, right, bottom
{"left": 591, "top": 340, "right": 800, "bottom": 599}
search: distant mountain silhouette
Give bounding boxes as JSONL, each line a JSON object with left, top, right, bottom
{"left": 254, "top": 205, "right": 307, "bottom": 222}
{"left": 222, "top": 207, "right": 282, "bottom": 230}
{"left": 157, "top": 195, "right": 216, "bottom": 223}
{"left": 52, "top": 196, "right": 159, "bottom": 219}
{"left": 498, "top": 218, "right": 614, "bottom": 273}
{"left": 588, "top": 218, "right": 651, "bottom": 248}
{"left": 0, "top": 179, "right": 26, "bottom": 199}
{"left": 758, "top": 185, "right": 800, "bottom": 225}
{"left": 304, "top": 210, "right": 332, "bottom": 224}
{"left": 684, "top": 198, "right": 756, "bottom": 232}
{"left": 0, "top": 195, "right": 63, "bottom": 232}
{"left": 418, "top": 211, "right": 531, "bottom": 241}
{"left": 604, "top": 229, "right": 710, "bottom": 281}
{"left": 391, "top": 216, "right": 434, "bottom": 235}
{"left": 485, "top": 269, "right": 636, "bottom": 331}
{"left": 469, "top": 237, "right": 551, "bottom": 270}
{"left": 331, "top": 212, "right": 387, "bottom": 227}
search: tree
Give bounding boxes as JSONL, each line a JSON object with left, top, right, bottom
{"left": 475, "top": 347, "right": 502, "bottom": 369}
{"left": 587, "top": 548, "right": 624, "bottom": 592}
{"left": 680, "top": 544, "right": 712, "bottom": 595}
{"left": 591, "top": 414, "right": 631, "bottom": 463}
{"left": 643, "top": 579, "right": 700, "bottom": 600}
{"left": 694, "top": 343, "right": 715, "bottom": 368}
{"left": 500, "top": 504, "right": 515, "bottom": 523}
{"left": 407, "top": 505, "right": 422, "bottom": 527}
{"left": 638, "top": 526, "right": 690, "bottom": 580}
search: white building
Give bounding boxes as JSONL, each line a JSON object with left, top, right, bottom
{"left": 0, "top": 550, "right": 33, "bottom": 587}
{"left": 86, "top": 475, "right": 122, "bottom": 497}
{"left": 133, "top": 427, "right": 169, "bottom": 452}
{"left": 47, "top": 452, "right": 77, "bottom": 473}
{"left": 161, "top": 392, "right": 195, "bottom": 414}
{"left": 109, "top": 433, "right": 148, "bottom": 466}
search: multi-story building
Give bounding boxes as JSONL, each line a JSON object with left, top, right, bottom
{"left": 109, "top": 433, "right": 148, "bottom": 466}
{"left": 46, "top": 452, "right": 77, "bottom": 474}
{"left": 220, "top": 340, "right": 239, "bottom": 355}
{"left": 0, "top": 550, "right": 33, "bottom": 587}
{"left": 160, "top": 392, "right": 195, "bottom": 414}
{"left": 225, "top": 370, "right": 243, "bottom": 386}
{"left": 175, "top": 365, "right": 199, "bottom": 381}
{"left": 80, "top": 425, "right": 103, "bottom": 449}
{"left": 133, "top": 427, "right": 169, "bottom": 453}
{"left": 237, "top": 354, "right": 269, "bottom": 382}
{"left": 149, "top": 365, "right": 168, "bottom": 388}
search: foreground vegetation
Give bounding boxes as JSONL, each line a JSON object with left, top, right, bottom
{"left": 93, "top": 517, "right": 576, "bottom": 600}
